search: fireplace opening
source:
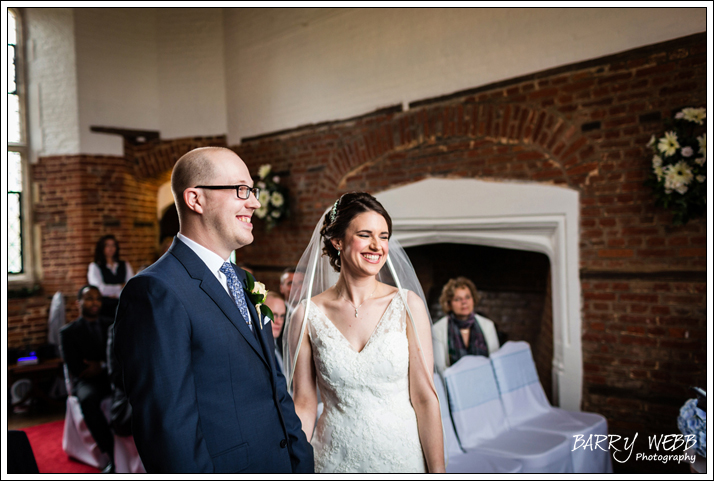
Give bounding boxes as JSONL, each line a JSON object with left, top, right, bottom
{"left": 405, "top": 242, "right": 554, "bottom": 403}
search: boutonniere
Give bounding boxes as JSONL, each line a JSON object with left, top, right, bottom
{"left": 245, "top": 271, "right": 274, "bottom": 330}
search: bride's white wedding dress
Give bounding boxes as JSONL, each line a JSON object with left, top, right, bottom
{"left": 305, "top": 289, "right": 426, "bottom": 473}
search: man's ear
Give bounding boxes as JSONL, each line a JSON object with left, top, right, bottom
{"left": 183, "top": 188, "right": 204, "bottom": 214}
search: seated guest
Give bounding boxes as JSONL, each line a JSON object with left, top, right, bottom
{"left": 432, "top": 277, "right": 500, "bottom": 374}
{"left": 59, "top": 285, "right": 115, "bottom": 473}
{"left": 265, "top": 291, "right": 287, "bottom": 375}
{"left": 88, "top": 235, "right": 134, "bottom": 318}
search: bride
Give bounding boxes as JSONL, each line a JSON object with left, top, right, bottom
{"left": 284, "top": 192, "right": 445, "bottom": 473}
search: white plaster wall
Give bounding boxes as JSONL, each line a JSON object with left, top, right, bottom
{"left": 157, "top": 8, "right": 227, "bottom": 139}
{"left": 72, "top": 8, "right": 227, "bottom": 155}
{"left": 224, "top": 7, "right": 706, "bottom": 143}
{"left": 74, "top": 8, "right": 161, "bottom": 156}
{"left": 25, "top": 8, "right": 80, "bottom": 160}
{"left": 25, "top": 7, "right": 706, "bottom": 157}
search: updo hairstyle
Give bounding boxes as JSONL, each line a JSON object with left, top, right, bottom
{"left": 320, "top": 192, "right": 392, "bottom": 272}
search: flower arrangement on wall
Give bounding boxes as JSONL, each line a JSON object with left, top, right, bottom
{"left": 645, "top": 107, "right": 706, "bottom": 225}
{"left": 254, "top": 164, "right": 289, "bottom": 230}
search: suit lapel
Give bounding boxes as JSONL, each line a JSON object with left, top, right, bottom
{"left": 170, "top": 239, "right": 267, "bottom": 366}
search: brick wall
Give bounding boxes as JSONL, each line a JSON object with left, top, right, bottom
{"left": 10, "top": 33, "right": 706, "bottom": 465}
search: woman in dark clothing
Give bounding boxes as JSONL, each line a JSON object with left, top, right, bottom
{"left": 87, "top": 235, "right": 134, "bottom": 318}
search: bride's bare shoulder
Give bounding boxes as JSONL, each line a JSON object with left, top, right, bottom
{"left": 379, "top": 283, "right": 399, "bottom": 299}
{"left": 310, "top": 288, "right": 336, "bottom": 310}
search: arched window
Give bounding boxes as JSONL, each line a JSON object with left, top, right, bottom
{"left": 8, "top": 8, "right": 33, "bottom": 281}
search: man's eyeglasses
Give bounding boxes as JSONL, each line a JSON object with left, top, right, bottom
{"left": 194, "top": 185, "right": 260, "bottom": 200}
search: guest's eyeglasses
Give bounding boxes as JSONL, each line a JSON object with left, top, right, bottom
{"left": 194, "top": 185, "right": 260, "bottom": 200}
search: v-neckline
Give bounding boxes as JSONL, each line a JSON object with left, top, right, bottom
{"left": 310, "top": 290, "right": 401, "bottom": 354}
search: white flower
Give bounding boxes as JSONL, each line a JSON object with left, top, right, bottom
{"left": 658, "top": 131, "right": 680, "bottom": 157}
{"left": 258, "top": 164, "right": 272, "bottom": 179}
{"left": 696, "top": 175, "right": 705, "bottom": 183}
{"left": 681, "top": 146, "right": 694, "bottom": 157}
{"left": 258, "top": 190, "right": 270, "bottom": 205}
{"left": 697, "top": 134, "right": 706, "bottom": 158}
{"left": 680, "top": 107, "right": 706, "bottom": 125}
{"left": 257, "top": 181, "right": 266, "bottom": 190}
{"left": 664, "top": 161, "right": 694, "bottom": 195}
{"left": 653, "top": 166, "right": 665, "bottom": 181}
{"left": 270, "top": 191, "right": 284, "bottom": 207}
{"left": 272, "top": 176, "right": 280, "bottom": 184}
{"left": 652, "top": 155, "right": 664, "bottom": 180}
{"left": 695, "top": 157, "right": 705, "bottom": 166}
{"left": 647, "top": 135, "right": 657, "bottom": 148}
{"left": 270, "top": 210, "right": 281, "bottom": 218}
{"left": 255, "top": 206, "right": 268, "bottom": 218}
{"left": 252, "top": 281, "right": 267, "bottom": 298}
{"left": 675, "top": 111, "right": 685, "bottom": 119}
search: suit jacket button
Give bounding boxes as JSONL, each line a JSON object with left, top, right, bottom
{"left": 280, "top": 439, "right": 288, "bottom": 448}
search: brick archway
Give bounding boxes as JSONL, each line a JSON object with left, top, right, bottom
{"left": 322, "top": 103, "right": 595, "bottom": 193}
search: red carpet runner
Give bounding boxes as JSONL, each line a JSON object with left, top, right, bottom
{"left": 20, "top": 420, "right": 100, "bottom": 474}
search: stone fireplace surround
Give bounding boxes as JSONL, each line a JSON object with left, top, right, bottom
{"left": 376, "top": 178, "right": 581, "bottom": 410}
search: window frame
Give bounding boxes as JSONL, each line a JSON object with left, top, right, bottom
{"left": 8, "top": 7, "right": 36, "bottom": 286}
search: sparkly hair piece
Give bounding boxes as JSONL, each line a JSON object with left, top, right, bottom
{"left": 329, "top": 199, "right": 340, "bottom": 224}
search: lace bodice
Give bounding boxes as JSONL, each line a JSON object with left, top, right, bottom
{"left": 306, "top": 289, "right": 426, "bottom": 473}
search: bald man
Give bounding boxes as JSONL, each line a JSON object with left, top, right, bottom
{"left": 114, "top": 147, "right": 313, "bottom": 473}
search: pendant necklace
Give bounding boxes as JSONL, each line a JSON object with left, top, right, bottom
{"left": 339, "top": 284, "right": 378, "bottom": 317}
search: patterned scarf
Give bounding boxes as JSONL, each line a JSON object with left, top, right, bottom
{"left": 447, "top": 312, "right": 489, "bottom": 365}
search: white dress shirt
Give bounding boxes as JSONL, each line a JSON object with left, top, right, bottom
{"left": 87, "top": 261, "right": 134, "bottom": 298}
{"left": 177, "top": 233, "right": 252, "bottom": 329}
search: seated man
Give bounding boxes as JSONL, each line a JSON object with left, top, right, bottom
{"left": 59, "top": 285, "right": 115, "bottom": 473}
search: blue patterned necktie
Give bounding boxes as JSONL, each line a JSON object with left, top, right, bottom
{"left": 220, "top": 262, "right": 252, "bottom": 330}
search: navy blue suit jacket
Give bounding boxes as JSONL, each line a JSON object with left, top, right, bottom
{"left": 114, "top": 238, "right": 313, "bottom": 473}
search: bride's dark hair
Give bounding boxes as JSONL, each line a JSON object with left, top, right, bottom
{"left": 320, "top": 192, "right": 392, "bottom": 272}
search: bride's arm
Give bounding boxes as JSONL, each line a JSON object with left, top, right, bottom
{"left": 405, "top": 290, "right": 446, "bottom": 473}
{"left": 290, "top": 304, "right": 319, "bottom": 442}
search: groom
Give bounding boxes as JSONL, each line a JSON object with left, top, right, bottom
{"left": 114, "top": 147, "right": 313, "bottom": 473}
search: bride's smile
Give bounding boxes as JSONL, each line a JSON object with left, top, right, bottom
{"left": 335, "top": 211, "right": 390, "bottom": 276}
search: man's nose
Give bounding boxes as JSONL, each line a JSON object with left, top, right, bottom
{"left": 247, "top": 191, "right": 261, "bottom": 208}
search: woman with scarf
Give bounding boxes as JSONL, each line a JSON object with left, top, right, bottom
{"left": 431, "top": 277, "right": 500, "bottom": 374}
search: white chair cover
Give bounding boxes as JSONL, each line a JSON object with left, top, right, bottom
{"left": 62, "top": 395, "right": 111, "bottom": 469}
{"left": 62, "top": 364, "right": 145, "bottom": 473}
{"left": 62, "top": 365, "right": 110, "bottom": 468}
{"left": 434, "top": 372, "right": 522, "bottom": 473}
{"left": 47, "top": 291, "right": 65, "bottom": 349}
{"left": 443, "top": 355, "right": 574, "bottom": 473}
{"left": 114, "top": 435, "right": 146, "bottom": 473}
{"left": 490, "top": 341, "right": 612, "bottom": 473}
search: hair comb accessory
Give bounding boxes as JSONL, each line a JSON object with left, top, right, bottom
{"left": 330, "top": 199, "right": 340, "bottom": 224}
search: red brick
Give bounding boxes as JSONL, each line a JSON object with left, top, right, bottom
{"left": 679, "top": 248, "right": 706, "bottom": 257}
{"left": 621, "top": 335, "right": 657, "bottom": 346}
{"left": 620, "top": 294, "right": 658, "bottom": 303}
{"left": 598, "top": 249, "right": 634, "bottom": 258}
